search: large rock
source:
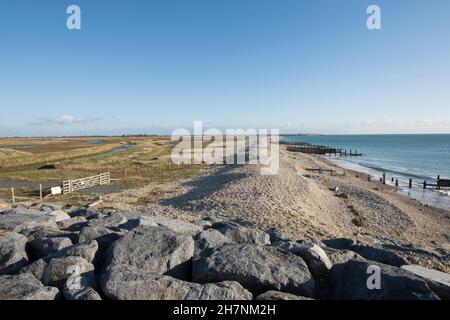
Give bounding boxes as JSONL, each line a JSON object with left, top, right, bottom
{"left": 104, "top": 226, "right": 194, "bottom": 279}
{"left": 185, "top": 281, "right": 252, "bottom": 300}
{"left": 42, "top": 256, "right": 95, "bottom": 289}
{"left": 78, "top": 226, "right": 123, "bottom": 245}
{"left": 20, "top": 258, "right": 47, "bottom": 281}
{"left": 21, "top": 226, "right": 77, "bottom": 243}
{"left": 191, "top": 218, "right": 214, "bottom": 229}
{"left": 326, "top": 259, "right": 439, "bottom": 300}
{"left": 101, "top": 265, "right": 252, "bottom": 300}
{"left": 152, "top": 217, "right": 203, "bottom": 237}
{"left": 323, "top": 238, "right": 355, "bottom": 250}
{"left": 193, "top": 243, "right": 315, "bottom": 296}
{"left": 350, "top": 244, "right": 407, "bottom": 267}
{"left": 323, "top": 238, "right": 406, "bottom": 267}
{"left": 266, "top": 227, "right": 291, "bottom": 243}
{"left": 0, "top": 213, "right": 57, "bottom": 233}
{"left": 0, "top": 231, "right": 28, "bottom": 274}
{"left": 47, "top": 240, "right": 99, "bottom": 263}
{"left": 323, "top": 247, "right": 362, "bottom": 266}
{"left": 79, "top": 226, "right": 123, "bottom": 270}
{"left": 193, "top": 228, "right": 232, "bottom": 256}
{"left": 63, "top": 276, "right": 102, "bottom": 300}
{"left": 47, "top": 210, "right": 71, "bottom": 222}
{"left": 87, "top": 214, "right": 128, "bottom": 230}
{"left": 37, "top": 203, "right": 64, "bottom": 212}
{"left": 275, "top": 240, "right": 332, "bottom": 279}
{"left": 2, "top": 207, "right": 42, "bottom": 215}
{"left": 256, "top": 291, "right": 313, "bottom": 300}
{"left": 57, "top": 216, "right": 88, "bottom": 231}
{"left": 26, "top": 237, "right": 72, "bottom": 261}
{"left": 0, "top": 273, "right": 59, "bottom": 300}
{"left": 213, "top": 222, "right": 270, "bottom": 245}
{"left": 401, "top": 265, "right": 450, "bottom": 300}
{"left": 69, "top": 208, "right": 104, "bottom": 220}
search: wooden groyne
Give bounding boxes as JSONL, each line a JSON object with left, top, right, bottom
{"left": 373, "top": 173, "right": 450, "bottom": 191}
{"left": 286, "top": 144, "right": 362, "bottom": 157}
{"left": 421, "top": 175, "right": 450, "bottom": 190}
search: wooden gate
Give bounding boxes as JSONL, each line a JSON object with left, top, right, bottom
{"left": 62, "top": 172, "right": 110, "bottom": 194}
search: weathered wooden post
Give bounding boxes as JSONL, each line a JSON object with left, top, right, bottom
{"left": 382, "top": 173, "right": 386, "bottom": 184}
{"left": 423, "top": 180, "right": 427, "bottom": 189}
{"left": 367, "top": 175, "right": 371, "bottom": 182}
{"left": 391, "top": 177, "right": 394, "bottom": 182}
{"left": 437, "top": 175, "right": 440, "bottom": 190}
{"left": 39, "top": 184, "right": 43, "bottom": 200}
{"left": 395, "top": 179, "right": 399, "bottom": 187}
{"left": 11, "top": 187, "right": 15, "bottom": 204}
{"left": 409, "top": 178, "right": 412, "bottom": 188}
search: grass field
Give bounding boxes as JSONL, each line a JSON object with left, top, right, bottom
{"left": 0, "top": 136, "right": 212, "bottom": 207}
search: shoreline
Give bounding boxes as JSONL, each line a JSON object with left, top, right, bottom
{"left": 320, "top": 155, "right": 450, "bottom": 211}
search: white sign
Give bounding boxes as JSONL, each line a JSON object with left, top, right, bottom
{"left": 51, "top": 186, "right": 62, "bottom": 195}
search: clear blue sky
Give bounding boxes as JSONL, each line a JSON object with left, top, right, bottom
{"left": 1, "top": 0, "right": 450, "bottom": 136}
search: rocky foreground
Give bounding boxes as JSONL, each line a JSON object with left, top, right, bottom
{"left": 1, "top": 203, "right": 450, "bottom": 300}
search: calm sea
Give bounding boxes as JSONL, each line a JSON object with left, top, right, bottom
{"left": 281, "top": 134, "right": 450, "bottom": 210}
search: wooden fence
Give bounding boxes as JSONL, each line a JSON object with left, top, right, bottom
{"left": 62, "top": 172, "right": 110, "bottom": 195}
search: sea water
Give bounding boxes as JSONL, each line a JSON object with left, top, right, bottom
{"left": 281, "top": 134, "right": 450, "bottom": 210}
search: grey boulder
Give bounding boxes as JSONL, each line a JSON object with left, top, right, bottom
{"left": 323, "top": 238, "right": 406, "bottom": 267}
{"left": 152, "top": 217, "right": 203, "bottom": 237}
{"left": 47, "top": 210, "right": 71, "bottom": 222}
{"left": 47, "top": 240, "right": 99, "bottom": 263}
{"left": 104, "top": 226, "right": 194, "bottom": 279}
{"left": 326, "top": 258, "right": 439, "bottom": 300}
{"left": 42, "top": 256, "right": 95, "bottom": 289}
{"left": 57, "top": 216, "right": 88, "bottom": 231}
{"left": 101, "top": 265, "right": 252, "bottom": 300}
{"left": 0, "top": 213, "right": 57, "bottom": 233}
{"left": 87, "top": 214, "right": 128, "bottom": 230}
{"left": 194, "top": 228, "right": 232, "bottom": 256}
{"left": 275, "top": 240, "right": 332, "bottom": 279}
{"left": 323, "top": 247, "right": 363, "bottom": 265}
{"left": 0, "top": 231, "right": 28, "bottom": 274}
{"left": 193, "top": 243, "right": 315, "bottom": 296}
{"left": 0, "top": 273, "right": 59, "bottom": 300}
{"left": 20, "top": 258, "right": 47, "bottom": 281}
{"left": 213, "top": 222, "right": 270, "bottom": 245}
{"left": 21, "top": 226, "right": 77, "bottom": 243}
{"left": 401, "top": 265, "right": 450, "bottom": 300}
{"left": 26, "top": 237, "right": 72, "bottom": 261}
{"left": 37, "top": 203, "right": 64, "bottom": 212}
{"left": 63, "top": 276, "right": 101, "bottom": 300}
